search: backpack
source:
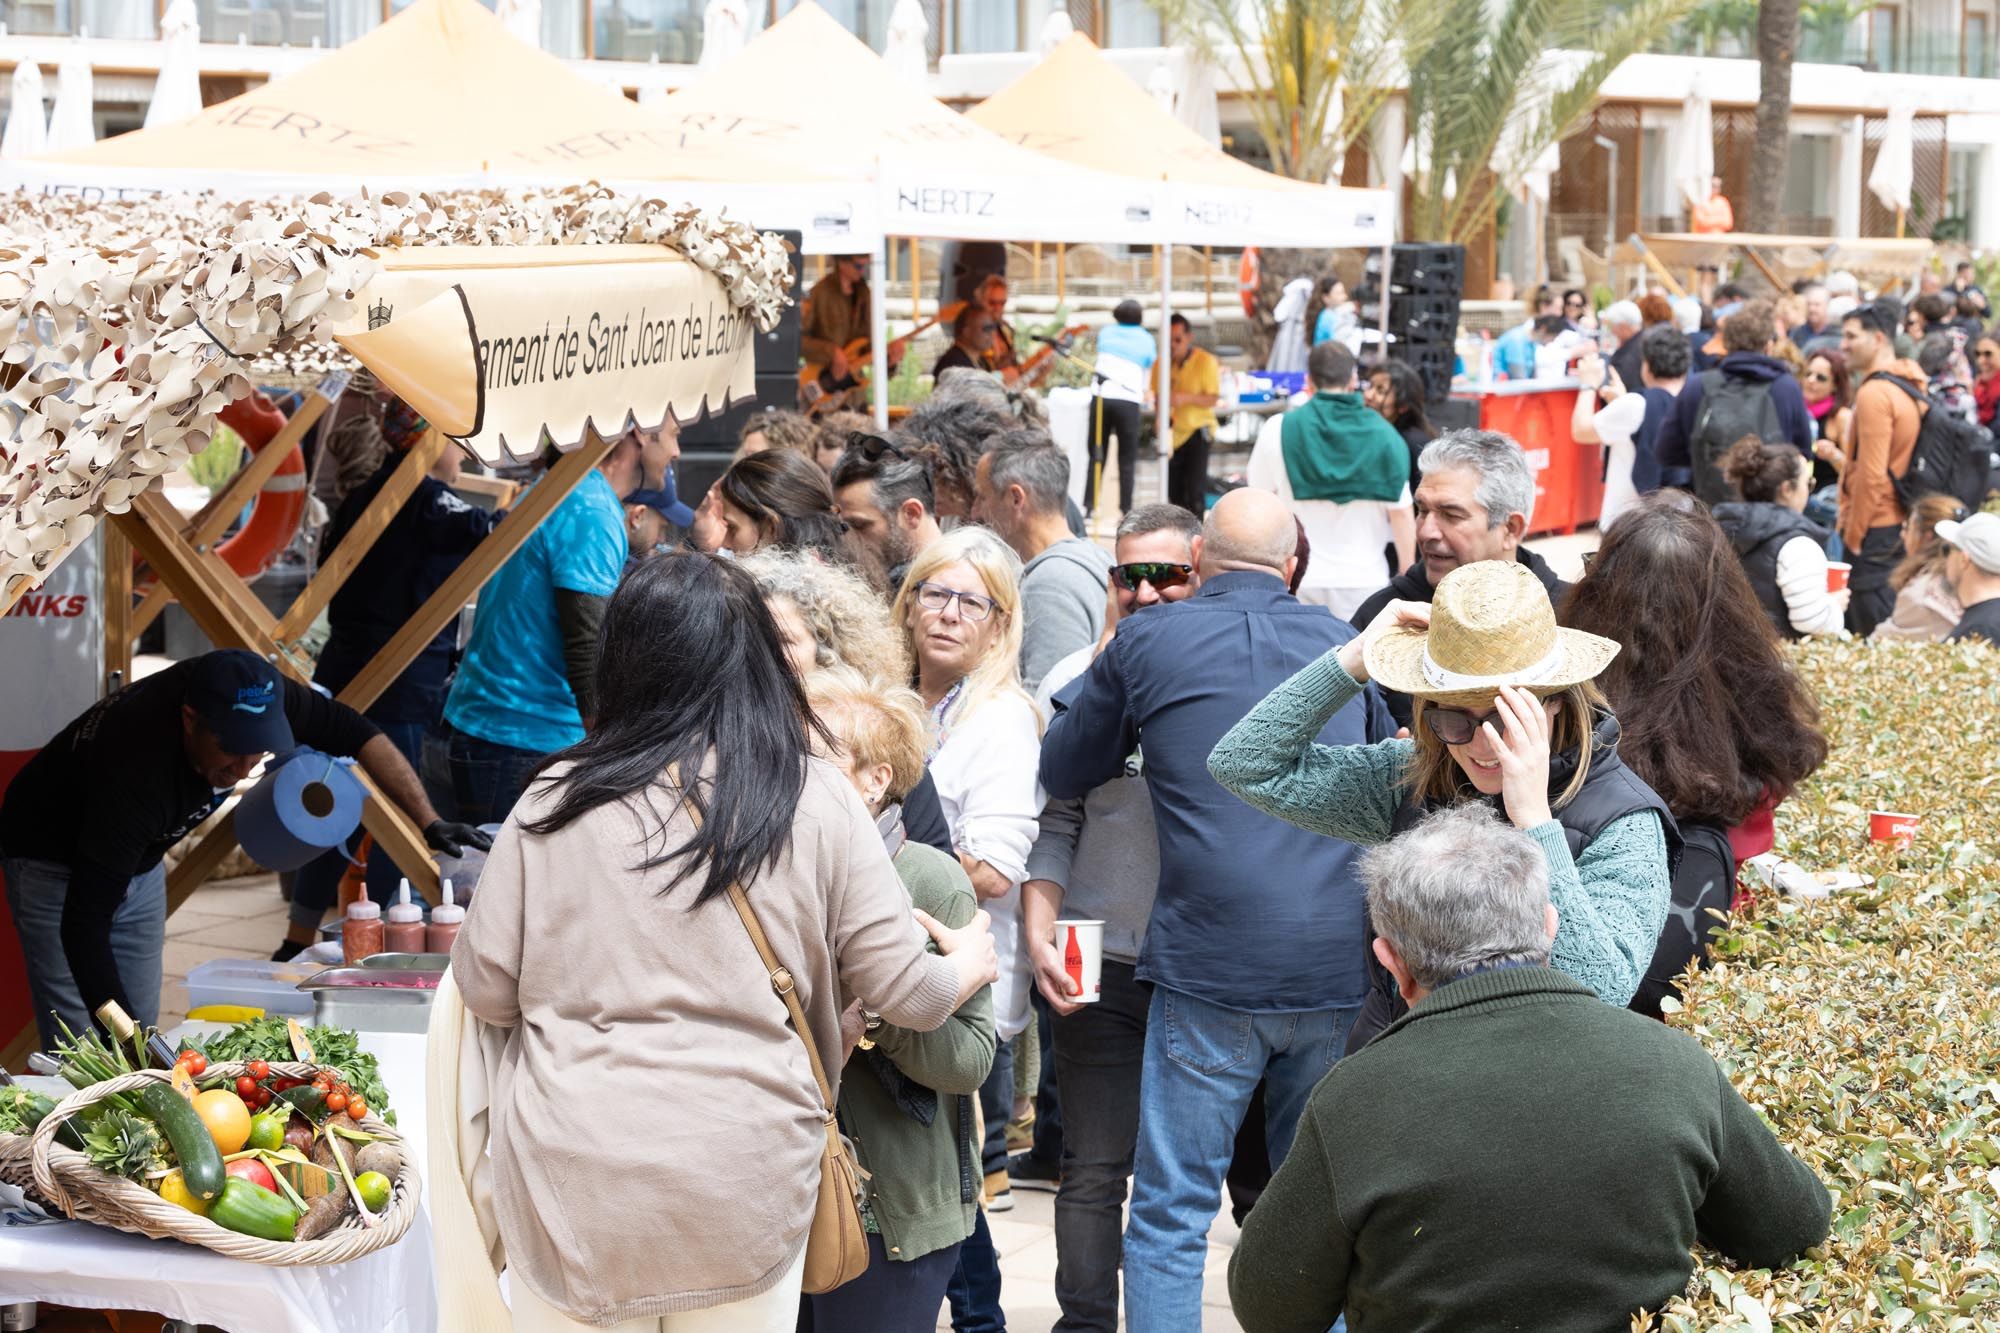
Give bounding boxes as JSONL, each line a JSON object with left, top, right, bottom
{"left": 1865, "top": 373, "right": 1998, "bottom": 511}
{"left": 1688, "top": 370, "right": 1784, "bottom": 507}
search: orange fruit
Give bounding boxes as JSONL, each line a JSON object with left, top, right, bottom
{"left": 192, "top": 1089, "right": 253, "bottom": 1154}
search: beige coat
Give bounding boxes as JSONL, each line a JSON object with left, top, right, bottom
{"left": 451, "top": 759, "right": 962, "bottom": 1326}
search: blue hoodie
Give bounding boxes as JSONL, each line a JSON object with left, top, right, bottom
{"left": 1654, "top": 352, "right": 1816, "bottom": 483}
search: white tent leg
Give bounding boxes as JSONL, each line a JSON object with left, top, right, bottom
{"left": 872, "top": 238, "right": 891, "bottom": 429}
{"left": 1157, "top": 239, "right": 1173, "bottom": 506}
{"left": 1378, "top": 240, "right": 1393, "bottom": 350}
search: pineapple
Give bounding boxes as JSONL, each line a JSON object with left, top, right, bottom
{"left": 82, "top": 1108, "right": 164, "bottom": 1182}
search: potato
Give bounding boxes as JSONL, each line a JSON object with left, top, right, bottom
{"left": 293, "top": 1191, "right": 351, "bottom": 1242}
{"left": 354, "top": 1142, "right": 399, "bottom": 1181}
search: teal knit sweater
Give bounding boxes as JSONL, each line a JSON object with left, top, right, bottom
{"left": 1206, "top": 647, "right": 1670, "bottom": 1006}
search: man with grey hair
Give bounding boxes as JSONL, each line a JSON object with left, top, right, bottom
{"left": 1228, "top": 805, "right": 1832, "bottom": 1332}
{"left": 972, "top": 427, "right": 1114, "bottom": 690}
{"left": 1042, "top": 487, "right": 1395, "bottom": 1327}
{"left": 1349, "top": 429, "right": 1570, "bottom": 728}
{"left": 1601, "top": 299, "right": 1645, "bottom": 395}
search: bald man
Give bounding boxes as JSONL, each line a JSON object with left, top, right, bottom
{"left": 1041, "top": 488, "right": 1396, "bottom": 1327}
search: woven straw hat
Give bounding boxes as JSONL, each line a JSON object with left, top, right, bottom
{"left": 1365, "top": 561, "right": 1621, "bottom": 707}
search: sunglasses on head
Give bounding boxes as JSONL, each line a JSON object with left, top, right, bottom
{"left": 1112, "top": 562, "right": 1193, "bottom": 592}
{"left": 846, "top": 430, "right": 909, "bottom": 462}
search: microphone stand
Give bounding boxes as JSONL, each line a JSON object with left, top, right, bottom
{"left": 1035, "top": 336, "right": 1117, "bottom": 536}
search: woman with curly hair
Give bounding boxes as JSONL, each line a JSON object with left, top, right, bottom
{"left": 738, "top": 550, "right": 911, "bottom": 684}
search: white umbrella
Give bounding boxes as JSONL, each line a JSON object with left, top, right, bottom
{"left": 1, "top": 62, "right": 48, "bottom": 160}
{"left": 1145, "top": 59, "right": 1176, "bottom": 116}
{"left": 1174, "top": 46, "right": 1221, "bottom": 147}
{"left": 884, "top": 0, "right": 928, "bottom": 83}
{"left": 637, "top": 55, "right": 668, "bottom": 109}
{"left": 495, "top": 0, "right": 541, "bottom": 48}
{"left": 144, "top": 0, "right": 203, "bottom": 131}
{"left": 1869, "top": 94, "right": 1916, "bottom": 232}
{"left": 698, "top": 0, "right": 749, "bottom": 69}
{"left": 1672, "top": 73, "right": 1714, "bottom": 211}
{"left": 47, "top": 50, "right": 97, "bottom": 152}
{"left": 1037, "top": 3, "right": 1074, "bottom": 56}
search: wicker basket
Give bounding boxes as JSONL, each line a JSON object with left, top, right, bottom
{"left": 0, "top": 1061, "right": 421, "bottom": 1265}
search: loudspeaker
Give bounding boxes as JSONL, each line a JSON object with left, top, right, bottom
{"left": 1363, "top": 243, "right": 1465, "bottom": 295}
{"left": 1388, "top": 343, "right": 1457, "bottom": 404}
{"left": 1385, "top": 293, "right": 1460, "bottom": 345}
{"left": 678, "top": 372, "right": 803, "bottom": 450}
{"left": 752, "top": 229, "right": 804, "bottom": 375}
{"left": 1427, "top": 395, "right": 1481, "bottom": 434}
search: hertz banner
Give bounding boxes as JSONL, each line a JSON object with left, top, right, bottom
{"left": 333, "top": 244, "right": 757, "bottom": 467}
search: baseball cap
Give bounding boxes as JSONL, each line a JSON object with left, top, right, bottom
{"left": 626, "top": 463, "right": 696, "bottom": 528}
{"left": 1937, "top": 512, "right": 2000, "bottom": 574}
{"left": 185, "top": 650, "right": 295, "bottom": 755}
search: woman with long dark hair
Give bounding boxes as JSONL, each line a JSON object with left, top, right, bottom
{"left": 450, "top": 553, "right": 998, "bottom": 1333}
{"left": 1364, "top": 359, "right": 1435, "bottom": 490}
{"left": 1560, "top": 495, "right": 1828, "bottom": 1014}
{"left": 710, "top": 447, "right": 852, "bottom": 560}
{"left": 1713, "top": 436, "right": 1847, "bottom": 640}
{"left": 1873, "top": 493, "right": 1970, "bottom": 641}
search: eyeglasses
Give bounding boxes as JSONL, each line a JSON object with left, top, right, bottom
{"left": 1422, "top": 703, "right": 1505, "bottom": 746}
{"left": 1112, "top": 562, "right": 1193, "bottom": 592}
{"left": 915, "top": 582, "right": 999, "bottom": 622}
{"left": 1563, "top": 297, "right": 1586, "bottom": 309}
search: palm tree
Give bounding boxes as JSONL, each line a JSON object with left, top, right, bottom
{"left": 1402, "top": 0, "right": 1696, "bottom": 245}
{"left": 1743, "top": 0, "right": 1799, "bottom": 234}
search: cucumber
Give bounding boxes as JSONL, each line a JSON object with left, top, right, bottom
{"left": 137, "top": 1083, "right": 226, "bottom": 1202}
{"left": 0, "top": 1087, "right": 86, "bottom": 1151}
{"left": 208, "top": 1177, "right": 298, "bottom": 1242}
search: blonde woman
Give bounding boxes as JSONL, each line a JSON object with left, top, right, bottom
{"left": 740, "top": 550, "right": 911, "bottom": 685}
{"left": 891, "top": 525, "right": 1043, "bottom": 1306}
{"left": 803, "top": 668, "right": 995, "bottom": 1333}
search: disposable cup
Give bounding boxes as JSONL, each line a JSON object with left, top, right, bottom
{"left": 1053, "top": 920, "right": 1104, "bottom": 1004}
{"left": 1827, "top": 562, "right": 1852, "bottom": 593}
{"left": 1868, "top": 810, "right": 1921, "bottom": 848}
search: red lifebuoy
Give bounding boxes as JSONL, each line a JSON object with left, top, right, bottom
{"left": 1239, "top": 246, "right": 1261, "bottom": 319}
{"left": 213, "top": 393, "right": 306, "bottom": 581}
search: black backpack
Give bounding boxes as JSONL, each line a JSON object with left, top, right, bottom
{"left": 1688, "top": 370, "right": 1784, "bottom": 506}
{"left": 1865, "top": 373, "right": 1998, "bottom": 510}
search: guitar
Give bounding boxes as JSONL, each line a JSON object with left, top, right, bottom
{"left": 1013, "top": 323, "right": 1091, "bottom": 389}
{"left": 798, "top": 301, "right": 967, "bottom": 416}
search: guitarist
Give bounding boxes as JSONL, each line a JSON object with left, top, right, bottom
{"left": 933, "top": 305, "right": 999, "bottom": 378}
{"left": 801, "top": 254, "right": 878, "bottom": 395}
{"left": 976, "top": 274, "right": 1021, "bottom": 383}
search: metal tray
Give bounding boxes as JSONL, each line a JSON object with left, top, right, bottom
{"left": 356, "top": 953, "right": 449, "bottom": 972}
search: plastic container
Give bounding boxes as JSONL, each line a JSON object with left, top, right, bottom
{"left": 426, "top": 878, "right": 465, "bottom": 956}
{"left": 184, "top": 958, "right": 318, "bottom": 1018}
{"left": 384, "top": 879, "right": 427, "bottom": 955}
{"left": 342, "top": 898, "right": 384, "bottom": 965}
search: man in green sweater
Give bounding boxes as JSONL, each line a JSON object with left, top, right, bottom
{"left": 1228, "top": 805, "right": 1830, "bottom": 1333}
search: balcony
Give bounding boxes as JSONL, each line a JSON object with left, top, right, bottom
{"left": 1656, "top": 5, "right": 1998, "bottom": 79}
{"left": 1, "top": 0, "right": 153, "bottom": 38}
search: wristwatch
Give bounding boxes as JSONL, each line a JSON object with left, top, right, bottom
{"left": 856, "top": 1011, "right": 884, "bottom": 1051}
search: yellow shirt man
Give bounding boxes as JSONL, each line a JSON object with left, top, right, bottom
{"left": 1170, "top": 344, "right": 1221, "bottom": 448}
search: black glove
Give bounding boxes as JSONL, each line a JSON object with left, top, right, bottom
{"left": 424, "top": 819, "right": 493, "bottom": 857}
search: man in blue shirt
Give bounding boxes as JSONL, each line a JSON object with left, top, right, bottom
{"left": 1040, "top": 487, "right": 1392, "bottom": 1331}
{"left": 1089, "top": 298, "right": 1160, "bottom": 517}
{"left": 441, "top": 422, "right": 677, "bottom": 823}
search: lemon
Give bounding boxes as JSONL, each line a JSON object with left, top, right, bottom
{"left": 159, "top": 1168, "right": 211, "bottom": 1216}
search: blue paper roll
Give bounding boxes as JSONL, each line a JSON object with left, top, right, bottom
{"left": 234, "top": 746, "right": 367, "bottom": 872}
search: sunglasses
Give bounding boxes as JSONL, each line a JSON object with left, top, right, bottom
{"left": 1422, "top": 703, "right": 1510, "bottom": 747}
{"left": 915, "top": 581, "right": 999, "bottom": 622}
{"left": 1802, "top": 368, "right": 1831, "bottom": 381}
{"left": 846, "top": 430, "right": 910, "bottom": 462}
{"left": 1112, "top": 562, "right": 1193, "bottom": 592}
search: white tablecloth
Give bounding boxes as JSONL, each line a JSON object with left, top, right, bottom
{"left": 0, "top": 1027, "right": 438, "bottom": 1333}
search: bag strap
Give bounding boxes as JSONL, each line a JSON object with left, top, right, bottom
{"left": 666, "top": 764, "right": 839, "bottom": 1114}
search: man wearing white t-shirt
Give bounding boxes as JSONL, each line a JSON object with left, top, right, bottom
{"left": 1248, "top": 342, "right": 1416, "bottom": 621}
{"left": 1570, "top": 325, "right": 1691, "bottom": 531}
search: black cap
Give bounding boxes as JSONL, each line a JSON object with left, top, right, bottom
{"left": 185, "top": 650, "right": 294, "bottom": 756}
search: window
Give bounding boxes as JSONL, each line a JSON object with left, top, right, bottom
{"left": 1948, "top": 146, "right": 1981, "bottom": 238}
{"left": 1, "top": 0, "right": 152, "bottom": 38}
{"left": 1638, "top": 125, "right": 1675, "bottom": 228}
{"left": 593, "top": 0, "right": 701, "bottom": 59}
{"left": 191, "top": 0, "right": 379, "bottom": 45}
{"left": 1103, "top": 0, "right": 1161, "bottom": 47}
{"left": 952, "top": 0, "right": 1017, "bottom": 52}
{"left": 781, "top": 0, "right": 891, "bottom": 48}
{"left": 1968, "top": 13, "right": 1993, "bottom": 78}
{"left": 1782, "top": 134, "right": 1837, "bottom": 233}
{"left": 1868, "top": 4, "right": 1899, "bottom": 69}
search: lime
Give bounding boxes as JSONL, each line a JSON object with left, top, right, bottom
{"left": 246, "top": 1112, "right": 288, "bottom": 1152}
{"left": 354, "top": 1170, "right": 392, "bottom": 1212}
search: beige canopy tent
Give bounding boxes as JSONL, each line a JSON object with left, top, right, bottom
{"left": 4, "top": 0, "right": 821, "bottom": 196}
{"left": 1615, "top": 232, "right": 1933, "bottom": 298}
{"left": 0, "top": 188, "right": 785, "bottom": 1073}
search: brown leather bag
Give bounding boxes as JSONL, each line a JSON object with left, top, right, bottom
{"left": 674, "top": 773, "right": 869, "bottom": 1293}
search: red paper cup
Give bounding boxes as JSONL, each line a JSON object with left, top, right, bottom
{"left": 1827, "top": 562, "right": 1852, "bottom": 593}
{"left": 1868, "top": 810, "right": 1921, "bottom": 848}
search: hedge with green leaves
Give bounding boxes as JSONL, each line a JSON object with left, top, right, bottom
{"left": 1645, "top": 638, "right": 2000, "bottom": 1331}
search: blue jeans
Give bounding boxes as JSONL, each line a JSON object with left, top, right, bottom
{"left": 444, "top": 723, "right": 548, "bottom": 827}
{"left": 803, "top": 1233, "right": 961, "bottom": 1333}
{"left": 944, "top": 1210, "right": 1005, "bottom": 1333}
{"left": 1123, "top": 985, "right": 1360, "bottom": 1333}
{"left": 4, "top": 856, "right": 166, "bottom": 1051}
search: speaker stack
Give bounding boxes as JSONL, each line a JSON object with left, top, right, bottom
{"left": 679, "top": 229, "right": 804, "bottom": 461}
{"left": 1359, "top": 243, "right": 1465, "bottom": 404}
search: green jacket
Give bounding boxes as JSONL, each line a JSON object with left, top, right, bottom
{"left": 1228, "top": 967, "right": 1830, "bottom": 1332}
{"left": 840, "top": 839, "right": 996, "bottom": 1263}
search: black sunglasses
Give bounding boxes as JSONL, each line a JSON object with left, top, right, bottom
{"left": 845, "top": 430, "right": 909, "bottom": 462}
{"left": 1112, "top": 562, "right": 1193, "bottom": 592}
{"left": 1422, "top": 704, "right": 1503, "bottom": 746}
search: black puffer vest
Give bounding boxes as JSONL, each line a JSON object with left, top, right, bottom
{"left": 1713, "top": 501, "right": 1830, "bottom": 640}
{"left": 1345, "top": 713, "right": 1684, "bottom": 1053}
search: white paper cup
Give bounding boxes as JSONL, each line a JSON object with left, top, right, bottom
{"left": 1053, "top": 919, "right": 1105, "bottom": 1004}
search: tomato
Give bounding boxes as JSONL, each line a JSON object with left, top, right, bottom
{"left": 324, "top": 1091, "right": 348, "bottom": 1113}
{"left": 334, "top": 1083, "right": 351, "bottom": 1100}
{"left": 353, "top": 1170, "right": 391, "bottom": 1212}
{"left": 246, "top": 1060, "right": 270, "bottom": 1080}
{"left": 224, "top": 1157, "right": 278, "bottom": 1194}
{"left": 347, "top": 1100, "right": 368, "bottom": 1121}
{"left": 178, "top": 1051, "right": 207, "bottom": 1077}
{"left": 235, "top": 1076, "right": 259, "bottom": 1098}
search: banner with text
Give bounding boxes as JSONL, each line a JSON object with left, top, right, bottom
{"left": 334, "top": 244, "right": 757, "bottom": 467}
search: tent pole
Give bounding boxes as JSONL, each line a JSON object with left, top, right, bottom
{"left": 1157, "top": 241, "right": 1173, "bottom": 506}
{"left": 1204, "top": 245, "right": 1213, "bottom": 314}
{"left": 1378, "top": 239, "right": 1393, "bottom": 353}
{"left": 911, "top": 238, "right": 921, "bottom": 323}
{"left": 1057, "top": 244, "right": 1067, "bottom": 304}
{"left": 872, "top": 237, "right": 891, "bottom": 429}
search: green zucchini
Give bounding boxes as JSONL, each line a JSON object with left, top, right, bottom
{"left": 0, "top": 1086, "right": 86, "bottom": 1151}
{"left": 208, "top": 1177, "right": 298, "bottom": 1242}
{"left": 137, "top": 1084, "right": 225, "bottom": 1202}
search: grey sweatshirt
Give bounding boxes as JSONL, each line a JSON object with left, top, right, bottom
{"left": 1019, "top": 537, "right": 1114, "bottom": 693}
{"left": 1025, "top": 645, "right": 1158, "bottom": 965}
